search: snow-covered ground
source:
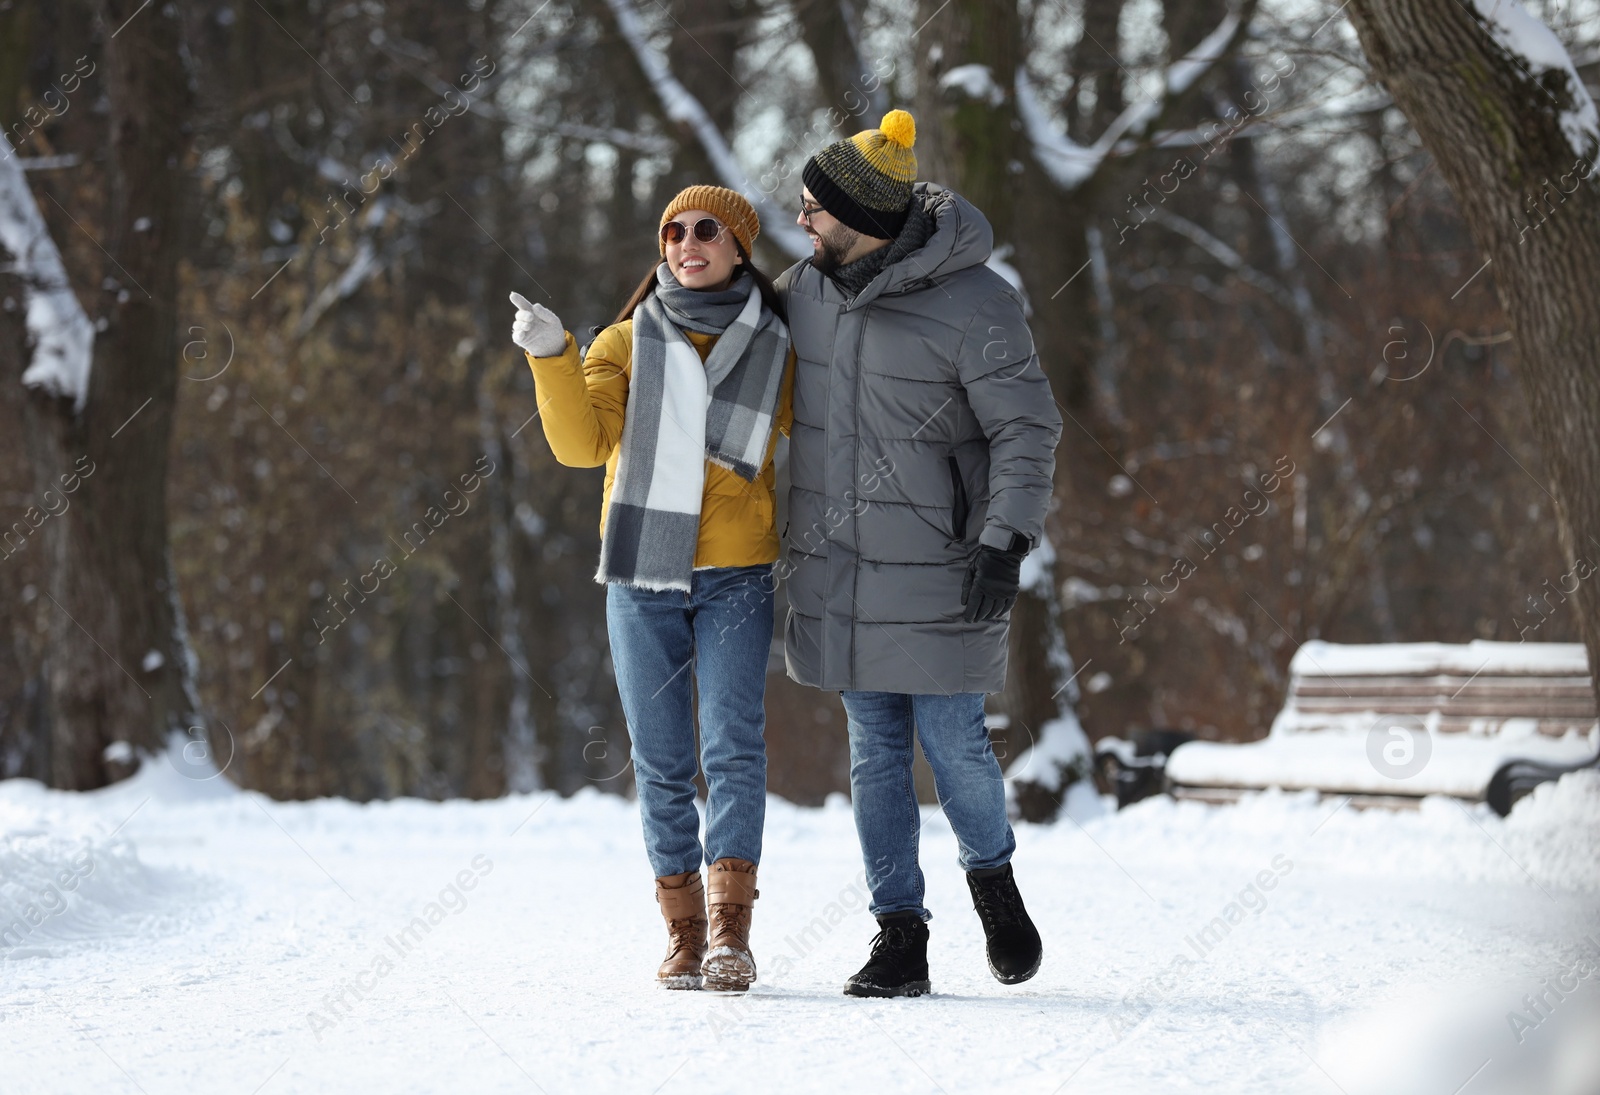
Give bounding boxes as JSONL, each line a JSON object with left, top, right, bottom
{"left": 2, "top": 752, "right": 1598, "bottom": 1095}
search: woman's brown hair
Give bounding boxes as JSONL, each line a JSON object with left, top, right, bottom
{"left": 613, "top": 238, "right": 787, "bottom": 325}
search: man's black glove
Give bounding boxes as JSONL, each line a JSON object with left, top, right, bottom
{"left": 962, "top": 543, "right": 1026, "bottom": 622}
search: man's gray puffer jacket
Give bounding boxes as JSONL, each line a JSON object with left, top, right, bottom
{"left": 777, "top": 182, "right": 1062, "bottom": 696}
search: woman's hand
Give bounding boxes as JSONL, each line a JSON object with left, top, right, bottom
{"left": 509, "top": 291, "right": 568, "bottom": 357}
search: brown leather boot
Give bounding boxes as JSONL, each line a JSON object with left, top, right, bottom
{"left": 702, "top": 858, "right": 758, "bottom": 993}
{"left": 655, "top": 871, "right": 707, "bottom": 990}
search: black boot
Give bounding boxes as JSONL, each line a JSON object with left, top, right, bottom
{"left": 967, "top": 863, "right": 1042, "bottom": 984}
{"left": 843, "top": 912, "right": 931, "bottom": 998}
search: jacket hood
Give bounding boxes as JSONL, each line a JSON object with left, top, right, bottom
{"left": 866, "top": 182, "right": 994, "bottom": 303}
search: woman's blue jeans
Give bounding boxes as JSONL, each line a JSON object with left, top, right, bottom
{"left": 840, "top": 690, "right": 1016, "bottom": 920}
{"left": 606, "top": 565, "right": 773, "bottom": 878}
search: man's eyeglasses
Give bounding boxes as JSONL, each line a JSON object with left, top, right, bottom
{"left": 798, "top": 200, "right": 825, "bottom": 225}
{"left": 660, "top": 217, "right": 727, "bottom": 246}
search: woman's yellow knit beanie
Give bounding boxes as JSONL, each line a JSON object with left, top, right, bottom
{"left": 658, "top": 185, "right": 761, "bottom": 256}
{"left": 802, "top": 110, "right": 918, "bottom": 240}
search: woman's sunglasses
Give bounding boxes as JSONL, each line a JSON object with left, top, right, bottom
{"left": 660, "top": 217, "right": 727, "bottom": 246}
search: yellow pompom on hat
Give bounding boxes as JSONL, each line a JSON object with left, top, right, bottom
{"left": 658, "top": 185, "right": 761, "bottom": 256}
{"left": 852, "top": 109, "right": 917, "bottom": 178}
{"left": 803, "top": 109, "right": 919, "bottom": 240}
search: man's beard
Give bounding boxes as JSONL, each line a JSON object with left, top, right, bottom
{"left": 809, "top": 222, "right": 861, "bottom": 275}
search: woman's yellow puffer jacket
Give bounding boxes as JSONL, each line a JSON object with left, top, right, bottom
{"left": 525, "top": 321, "right": 794, "bottom": 568}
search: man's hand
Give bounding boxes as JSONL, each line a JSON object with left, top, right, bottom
{"left": 961, "top": 544, "right": 1025, "bottom": 622}
{"left": 509, "top": 291, "right": 567, "bottom": 357}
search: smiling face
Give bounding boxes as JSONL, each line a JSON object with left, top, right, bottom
{"left": 798, "top": 185, "right": 870, "bottom": 275}
{"left": 663, "top": 209, "right": 741, "bottom": 291}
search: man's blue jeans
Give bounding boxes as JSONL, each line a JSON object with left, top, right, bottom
{"left": 606, "top": 565, "right": 772, "bottom": 878}
{"left": 841, "top": 690, "right": 1016, "bottom": 920}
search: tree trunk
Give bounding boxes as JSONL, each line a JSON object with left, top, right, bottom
{"left": 912, "top": 0, "right": 1085, "bottom": 774}
{"left": 1346, "top": 0, "right": 1600, "bottom": 704}
{"left": 669, "top": 0, "right": 744, "bottom": 137}
{"left": 913, "top": 0, "right": 1101, "bottom": 410}
{"left": 1072, "top": 0, "right": 1126, "bottom": 142}
{"left": 596, "top": 0, "right": 723, "bottom": 232}
{"left": 795, "top": 0, "right": 882, "bottom": 132}
{"left": 16, "top": 0, "right": 196, "bottom": 788}
{"left": 912, "top": 0, "right": 1023, "bottom": 241}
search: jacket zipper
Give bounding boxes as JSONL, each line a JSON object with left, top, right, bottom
{"left": 846, "top": 306, "right": 871, "bottom": 688}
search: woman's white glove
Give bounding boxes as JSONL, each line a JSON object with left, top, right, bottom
{"left": 509, "top": 291, "right": 568, "bottom": 357}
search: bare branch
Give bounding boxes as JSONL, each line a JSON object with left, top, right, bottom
{"left": 1145, "top": 206, "right": 1299, "bottom": 311}
{"left": 1019, "top": 2, "right": 1252, "bottom": 191}
{"left": 599, "top": 0, "right": 810, "bottom": 258}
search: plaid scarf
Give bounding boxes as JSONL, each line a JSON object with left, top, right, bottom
{"left": 596, "top": 265, "right": 788, "bottom": 591}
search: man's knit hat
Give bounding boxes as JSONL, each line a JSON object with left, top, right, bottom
{"left": 658, "top": 185, "right": 760, "bottom": 256}
{"left": 802, "top": 110, "right": 918, "bottom": 240}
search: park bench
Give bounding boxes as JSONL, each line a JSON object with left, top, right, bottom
{"left": 1161, "top": 640, "right": 1599, "bottom": 814}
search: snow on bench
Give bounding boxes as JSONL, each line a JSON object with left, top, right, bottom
{"left": 1164, "top": 641, "right": 1598, "bottom": 804}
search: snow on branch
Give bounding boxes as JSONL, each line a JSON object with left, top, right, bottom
{"left": 295, "top": 235, "right": 384, "bottom": 339}
{"left": 1166, "top": 8, "right": 1243, "bottom": 96}
{"left": 1019, "top": 5, "right": 1245, "bottom": 191}
{"left": 600, "top": 0, "right": 811, "bottom": 259}
{"left": 0, "top": 134, "right": 93, "bottom": 411}
{"left": 940, "top": 64, "right": 1005, "bottom": 106}
{"left": 1466, "top": 0, "right": 1599, "bottom": 158}
{"left": 1015, "top": 73, "right": 1101, "bottom": 190}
